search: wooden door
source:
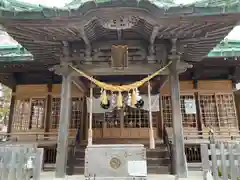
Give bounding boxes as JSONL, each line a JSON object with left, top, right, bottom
{"left": 92, "top": 107, "right": 159, "bottom": 139}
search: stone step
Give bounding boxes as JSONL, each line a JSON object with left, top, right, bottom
{"left": 68, "top": 142, "right": 171, "bottom": 175}
{"left": 146, "top": 150, "right": 169, "bottom": 158}
{"left": 147, "top": 165, "right": 170, "bottom": 174}
{"left": 147, "top": 158, "right": 170, "bottom": 166}
{"left": 74, "top": 151, "right": 169, "bottom": 159}
{"left": 73, "top": 157, "right": 170, "bottom": 167}
{"left": 68, "top": 165, "right": 170, "bottom": 175}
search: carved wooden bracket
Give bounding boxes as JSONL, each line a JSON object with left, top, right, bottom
{"left": 50, "top": 63, "right": 73, "bottom": 77}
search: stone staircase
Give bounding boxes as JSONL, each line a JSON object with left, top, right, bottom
{"left": 66, "top": 139, "right": 171, "bottom": 175}
{"left": 147, "top": 144, "right": 171, "bottom": 174}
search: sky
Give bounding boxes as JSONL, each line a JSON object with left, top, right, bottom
{"left": 19, "top": 0, "right": 205, "bottom": 7}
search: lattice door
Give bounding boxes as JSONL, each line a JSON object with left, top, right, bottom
{"left": 92, "top": 113, "right": 104, "bottom": 128}
{"left": 51, "top": 98, "right": 61, "bottom": 129}
{"left": 71, "top": 97, "right": 84, "bottom": 129}
{"left": 123, "top": 106, "right": 157, "bottom": 128}
{"left": 13, "top": 98, "right": 46, "bottom": 131}
{"left": 216, "top": 94, "right": 237, "bottom": 129}
{"left": 198, "top": 94, "right": 219, "bottom": 130}
{"left": 51, "top": 97, "right": 84, "bottom": 129}
{"left": 198, "top": 93, "right": 238, "bottom": 133}
{"left": 104, "top": 109, "right": 121, "bottom": 128}
{"left": 161, "top": 94, "right": 197, "bottom": 129}
{"left": 29, "top": 98, "right": 46, "bottom": 130}
{"left": 13, "top": 99, "right": 31, "bottom": 131}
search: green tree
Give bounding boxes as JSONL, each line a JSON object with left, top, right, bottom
{"left": 0, "top": 84, "right": 12, "bottom": 126}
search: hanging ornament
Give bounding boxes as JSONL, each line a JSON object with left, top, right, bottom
{"left": 111, "top": 93, "right": 117, "bottom": 107}
{"left": 131, "top": 88, "right": 137, "bottom": 106}
{"left": 117, "top": 91, "right": 123, "bottom": 108}
{"left": 135, "top": 99, "right": 144, "bottom": 109}
{"left": 101, "top": 89, "right": 108, "bottom": 105}
{"left": 135, "top": 89, "right": 144, "bottom": 108}
{"left": 100, "top": 100, "right": 110, "bottom": 109}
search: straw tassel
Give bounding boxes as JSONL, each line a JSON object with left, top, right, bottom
{"left": 117, "top": 91, "right": 123, "bottom": 108}
{"left": 131, "top": 88, "right": 137, "bottom": 106}
{"left": 101, "top": 89, "right": 108, "bottom": 105}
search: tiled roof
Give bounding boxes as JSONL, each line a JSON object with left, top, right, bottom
{"left": 0, "top": 30, "right": 33, "bottom": 61}
{"left": 0, "top": 0, "right": 240, "bottom": 19}
{"left": 208, "top": 40, "right": 240, "bottom": 57}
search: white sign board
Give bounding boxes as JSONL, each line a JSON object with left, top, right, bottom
{"left": 128, "top": 160, "right": 147, "bottom": 177}
{"left": 184, "top": 99, "right": 196, "bottom": 114}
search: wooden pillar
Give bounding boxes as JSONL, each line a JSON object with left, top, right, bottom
{"left": 88, "top": 86, "right": 93, "bottom": 146}
{"left": 169, "top": 60, "right": 188, "bottom": 178}
{"left": 148, "top": 81, "right": 155, "bottom": 149}
{"left": 7, "top": 85, "right": 16, "bottom": 134}
{"left": 82, "top": 97, "right": 88, "bottom": 141}
{"left": 44, "top": 83, "right": 52, "bottom": 137}
{"left": 55, "top": 71, "right": 72, "bottom": 178}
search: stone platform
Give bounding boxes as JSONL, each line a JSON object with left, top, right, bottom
{"left": 40, "top": 171, "right": 203, "bottom": 180}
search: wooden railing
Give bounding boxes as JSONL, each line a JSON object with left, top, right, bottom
{"left": 165, "top": 128, "right": 240, "bottom": 166}
{"left": 0, "top": 132, "right": 75, "bottom": 144}
{"left": 165, "top": 128, "right": 240, "bottom": 144}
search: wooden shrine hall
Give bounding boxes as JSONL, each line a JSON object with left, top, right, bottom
{"left": 0, "top": 0, "right": 240, "bottom": 178}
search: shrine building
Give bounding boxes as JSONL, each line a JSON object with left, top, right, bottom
{"left": 0, "top": 0, "right": 240, "bottom": 178}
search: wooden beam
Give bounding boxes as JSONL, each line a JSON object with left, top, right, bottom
{"left": 150, "top": 26, "right": 160, "bottom": 44}
{"left": 44, "top": 83, "right": 53, "bottom": 137}
{"left": 117, "top": 29, "right": 122, "bottom": 40}
{"left": 52, "top": 62, "right": 191, "bottom": 76}
{"left": 7, "top": 85, "right": 16, "bottom": 135}
{"left": 151, "top": 75, "right": 168, "bottom": 94}
{"left": 88, "top": 85, "right": 93, "bottom": 146}
{"left": 79, "top": 28, "right": 92, "bottom": 60}
{"left": 72, "top": 77, "right": 87, "bottom": 93}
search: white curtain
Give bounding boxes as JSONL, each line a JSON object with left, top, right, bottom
{"left": 87, "top": 94, "right": 159, "bottom": 113}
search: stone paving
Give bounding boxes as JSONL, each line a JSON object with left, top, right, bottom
{"left": 40, "top": 171, "right": 204, "bottom": 180}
